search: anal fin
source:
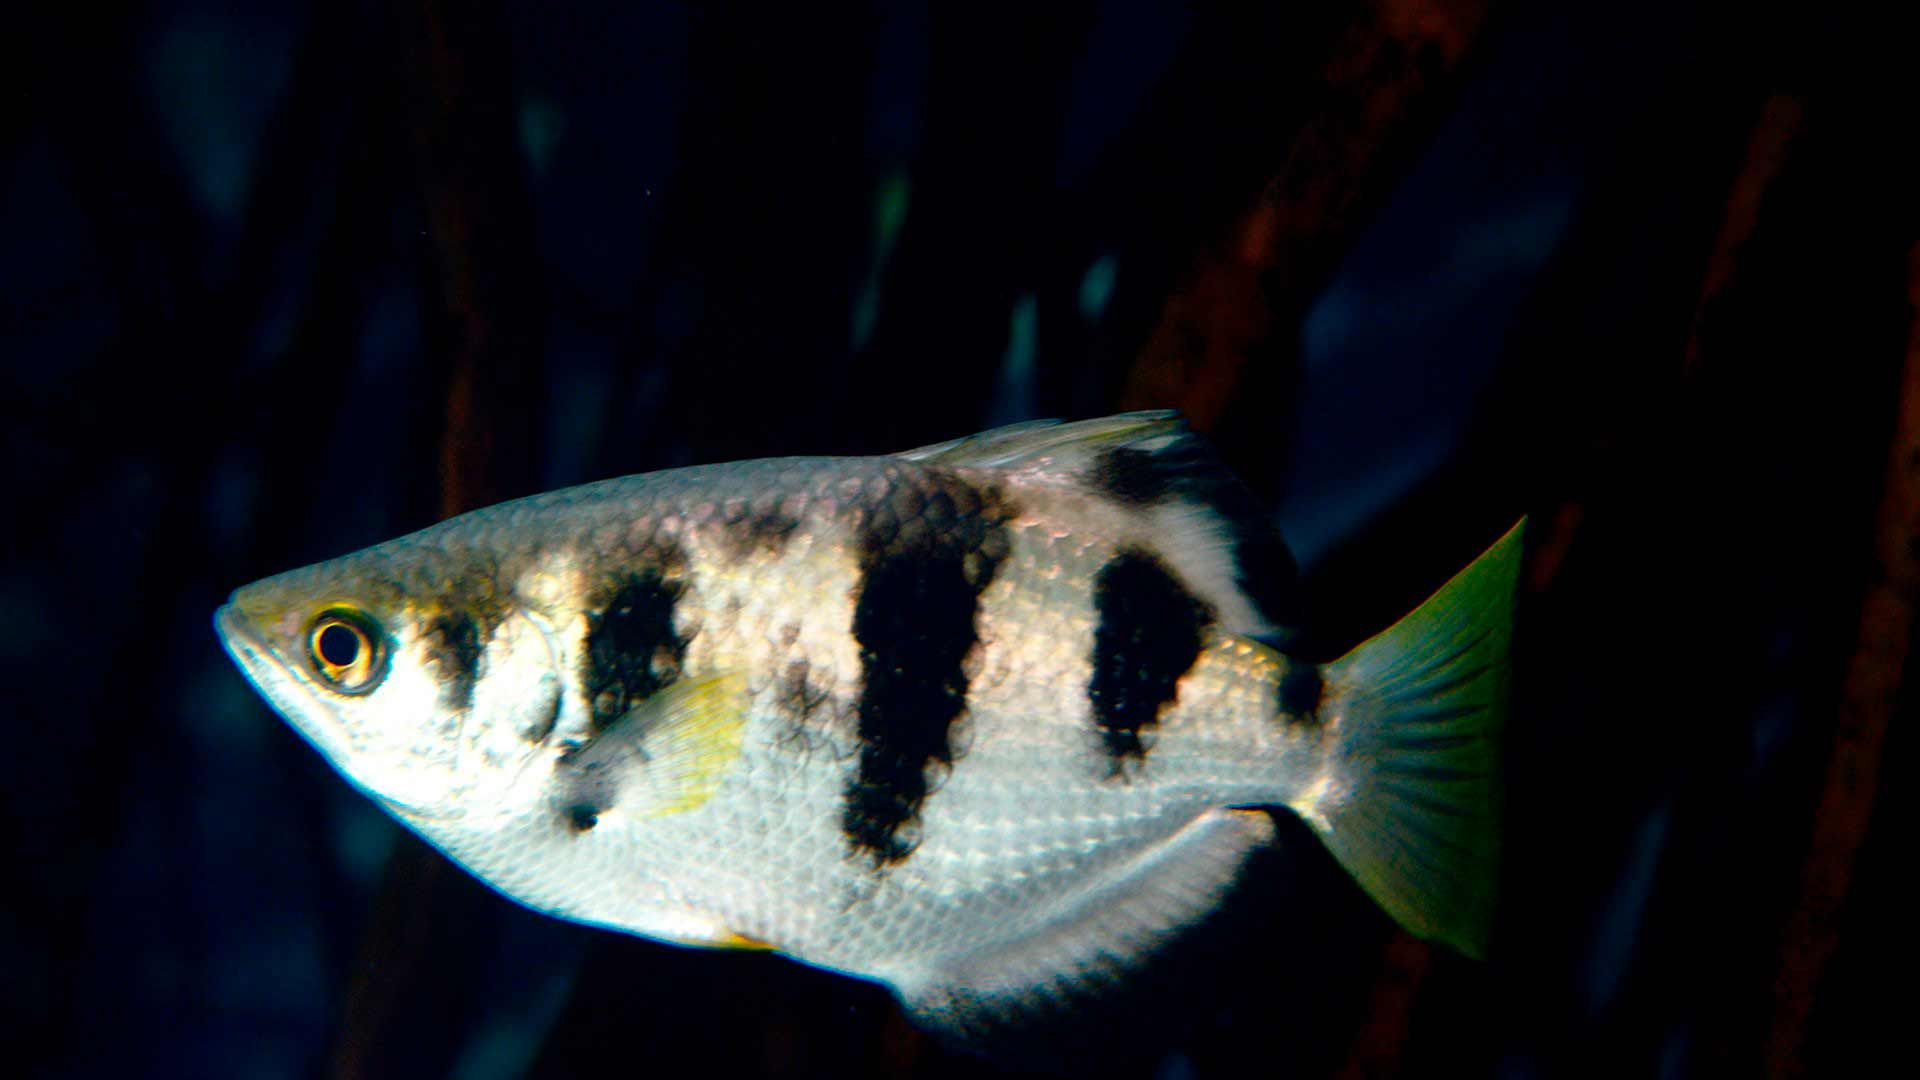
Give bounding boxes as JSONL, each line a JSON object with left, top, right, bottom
{"left": 894, "top": 809, "right": 1275, "bottom": 1055}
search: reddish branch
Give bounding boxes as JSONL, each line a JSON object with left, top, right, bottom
{"left": 329, "top": 2, "right": 542, "bottom": 1077}
{"left": 1122, "top": 0, "right": 1495, "bottom": 430}
{"left": 1116, "top": 2, "right": 1499, "bottom": 1073}
{"left": 1764, "top": 240, "right": 1920, "bottom": 1078}
{"left": 1682, "top": 95, "right": 1804, "bottom": 377}
{"left": 1337, "top": 934, "right": 1434, "bottom": 1080}
{"left": 409, "top": 0, "right": 545, "bottom": 518}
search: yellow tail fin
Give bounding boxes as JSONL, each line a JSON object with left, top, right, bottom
{"left": 1294, "top": 521, "right": 1523, "bottom": 958}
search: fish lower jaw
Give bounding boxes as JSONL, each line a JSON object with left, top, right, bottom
{"left": 216, "top": 607, "right": 359, "bottom": 774}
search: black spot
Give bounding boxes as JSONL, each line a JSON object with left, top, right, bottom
{"left": 727, "top": 506, "right": 801, "bottom": 558}
{"left": 583, "top": 566, "right": 689, "bottom": 731}
{"left": 1094, "top": 446, "right": 1171, "bottom": 504}
{"left": 1274, "top": 662, "right": 1323, "bottom": 725}
{"left": 776, "top": 657, "right": 830, "bottom": 725}
{"left": 1088, "top": 549, "right": 1211, "bottom": 770}
{"left": 564, "top": 803, "right": 600, "bottom": 833}
{"left": 554, "top": 741, "right": 627, "bottom": 834}
{"left": 423, "top": 612, "right": 483, "bottom": 711}
{"left": 842, "top": 469, "right": 1010, "bottom": 865}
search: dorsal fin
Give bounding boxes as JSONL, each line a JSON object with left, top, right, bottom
{"left": 895, "top": 412, "right": 1179, "bottom": 469}
{"left": 898, "top": 412, "right": 1300, "bottom": 639}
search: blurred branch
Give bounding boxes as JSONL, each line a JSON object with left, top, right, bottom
{"left": 1121, "top": 0, "right": 1496, "bottom": 431}
{"left": 408, "top": 0, "right": 547, "bottom": 515}
{"left": 1336, "top": 934, "right": 1432, "bottom": 1080}
{"left": 1103, "top": 2, "right": 1501, "bottom": 1074}
{"left": 1682, "top": 94, "right": 1803, "bottom": 377}
{"left": 1764, "top": 238, "right": 1920, "bottom": 1078}
{"left": 329, "top": 1, "right": 544, "bottom": 1077}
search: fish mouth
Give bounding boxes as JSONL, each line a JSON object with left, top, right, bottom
{"left": 214, "top": 601, "right": 459, "bottom": 822}
{"left": 212, "top": 602, "right": 264, "bottom": 668}
{"left": 214, "top": 601, "right": 349, "bottom": 762}
{"left": 214, "top": 601, "right": 293, "bottom": 703}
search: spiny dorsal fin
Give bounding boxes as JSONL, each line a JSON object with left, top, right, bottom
{"left": 898, "top": 412, "right": 1299, "bottom": 638}
{"left": 895, "top": 412, "right": 1183, "bottom": 469}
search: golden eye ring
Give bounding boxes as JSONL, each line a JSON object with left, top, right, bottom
{"left": 306, "top": 608, "right": 389, "bottom": 694}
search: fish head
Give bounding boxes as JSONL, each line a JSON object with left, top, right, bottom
{"left": 214, "top": 536, "right": 566, "bottom": 825}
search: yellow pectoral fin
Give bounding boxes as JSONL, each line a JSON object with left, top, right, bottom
{"left": 631, "top": 671, "right": 751, "bottom": 819}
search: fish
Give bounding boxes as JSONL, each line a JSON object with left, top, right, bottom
{"left": 214, "top": 411, "right": 1521, "bottom": 1047}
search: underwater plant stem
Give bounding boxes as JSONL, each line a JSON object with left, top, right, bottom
{"left": 1121, "top": 0, "right": 1495, "bottom": 432}
{"left": 328, "top": 2, "right": 544, "bottom": 1077}
{"left": 1337, "top": 933, "right": 1433, "bottom": 1080}
{"left": 1764, "top": 240, "right": 1920, "bottom": 1076}
{"left": 1764, "top": 238, "right": 1920, "bottom": 1077}
{"left": 1682, "top": 94, "right": 1804, "bottom": 378}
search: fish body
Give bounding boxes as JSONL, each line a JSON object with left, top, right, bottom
{"left": 215, "top": 412, "right": 1520, "bottom": 1042}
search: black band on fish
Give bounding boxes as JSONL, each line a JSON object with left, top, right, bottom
{"left": 583, "top": 553, "right": 691, "bottom": 732}
{"left": 703, "top": 486, "right": 804, "bottom": 563}
{"left": 1088, "top": 548, "right": 1211, "bottom": 771}
{"left": 1274, "top": 662, "right": 1323, "bottom": 726}
{"left": 1088, "top": 434, "right": 1302, "bottom": 639}
{"left": 422, "top": 611, "right": 484, "bottom": 712}
{"left": 725, "top": 505, "right": 802, "bottom": 559}
{"left": 1092, "top": 446, "right": 1171, "bottom": 505}
{"left": 843, "top": 468, "right": 1011, "bottom": 865}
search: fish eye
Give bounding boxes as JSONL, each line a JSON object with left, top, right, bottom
{"left": 306, "top": 608, "right": 388, "bottom": 694}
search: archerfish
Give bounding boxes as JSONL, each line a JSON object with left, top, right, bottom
{"left": 215, "top": 412, "right": 1521, "bottom": 1045}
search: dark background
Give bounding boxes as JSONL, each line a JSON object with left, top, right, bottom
{"left": 3, "top": 1, "right": 1913, "bottom": 1077}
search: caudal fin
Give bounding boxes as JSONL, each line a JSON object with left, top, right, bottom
{"left": 1294, "top": 521, "right": 1523, "bottom": 958}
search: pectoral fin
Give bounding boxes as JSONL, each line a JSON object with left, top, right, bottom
{"left": 556, "top": 672, "right": 750, "bottom": 827}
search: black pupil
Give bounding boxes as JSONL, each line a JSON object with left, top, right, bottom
{"left": 318, "top": 623, "right": 362, "bottom": 668}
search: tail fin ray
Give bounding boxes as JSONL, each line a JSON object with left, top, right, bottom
{"left": 1294, "top": 521, "right": 1523, "bottom": 958}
